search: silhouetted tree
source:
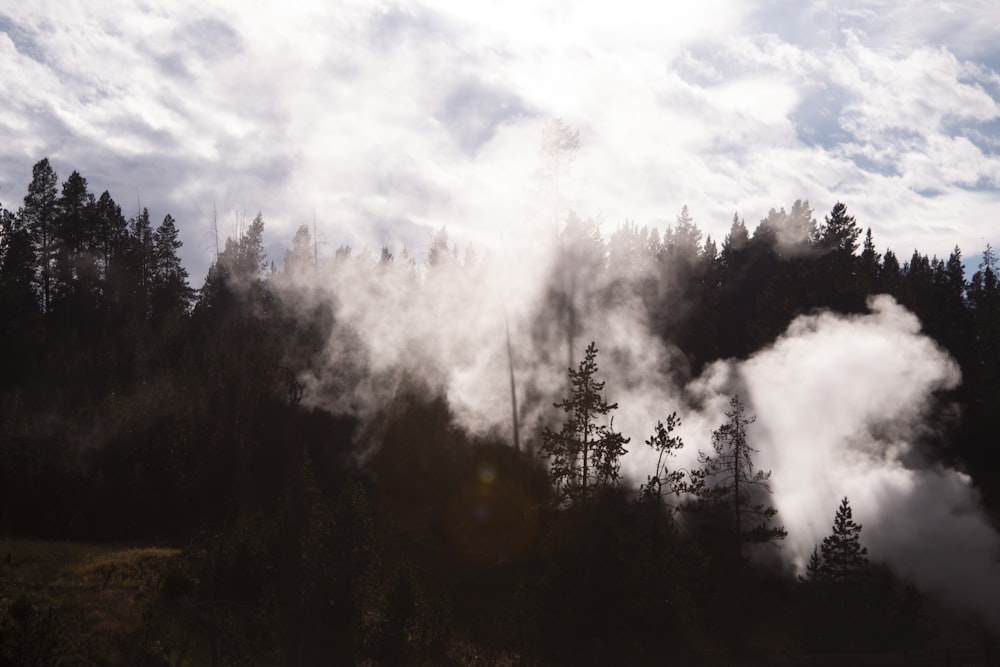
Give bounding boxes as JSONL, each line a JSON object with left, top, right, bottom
{"left": 638, "top": 412, "right": 688, "bottom": 507}
{"left": 150, "top": 214, "right": 192, "bottom": 318}
{"left": 818, "top": 496, "right": 868, "bottom": 583}
{"left": 20, "top": 158, "right": 59, "bottom": 313}
{"left": 817, "top": 201, "right": 861, "bottom": 255}
{"left": 541, "top": 342, "right": 629, "bottom": 505}
{"left": 694, "top": 395, "right": 785, "bottom": 556}
{"left": 0, "top": 205, "right": 38, "bottom": 315}
{"left": 125, "top": 207, "right": 154, "bottom": 317}
{"left": 52, "top": 170, "right": 98, "bottom": 315}
{"left": 798, "top": 497, "right": 881, "bottom": 652}
{"left": 859, "top": 228, "right": 881, "bottom": 292}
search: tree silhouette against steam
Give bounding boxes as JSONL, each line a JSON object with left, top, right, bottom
{"left": 541, "top": 341, "right": 629, "bottom": 505}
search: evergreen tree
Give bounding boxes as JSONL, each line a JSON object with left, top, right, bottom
{"left": 238, "top": 212, "right": 268, "bottom": 279}
{"left": 664, "top": 205, "right": 701, "bottom": 260}
{"left": 20, "top": 158, "right": 59, "bottom": 313}
{"left": 881, "top": 249, "right": 901, "bottom": 293}
{"left": 151, "top": 213, "right": 192, "bottom": 317}
{"left": 969, "top": 243, "right": 998, "bottom": 316}
{"left": 785, "top": 198, "right": 816, "bottom": 249}
{"left": 52, "top": 171, "right": 97, "bottom": 304}
{"left": 720, "top": 212, "right": 749, "bottom": 279}
{"left": 968, "top": 243, "right": 1000, "bottom": 440}
{"left": 859, "top": 228, "right": 881, "bottom": 291}
{"left": 818, "top": 496, "right": 868, "bottom": 583}
{"left": 125, "top": 207, "right": 154, "bottom": 317}
{"left": 818, "top": 202, "right": 861, "bottom": 255}
{"left": 540, "top": 342, "right": 629, "bottom": 505}
{"left": 284, "top": 224, "right": 313, "bottom": 275}
{"left": 638, "top": 412, "right": 688, "bottom": 507}
{"left": 802, "top": 546, "right": 822, "bottom": 583}
{"left": 427, "top": 226, "right": 451, "bottom": 268}
{"left": 607, "top": 220, "right": 652, "bottom": 276}
{"left": 943, "top": 246, "right": 966, "bottom": 298}
{"left": 694, "top": 395, "right": 785, "bottom": 555}
{"left": 94, "top": 190, "right": 128, "bottom": 281}
{"left": 0, "top": 205, "right": 38, "bottom": 315}
{"left": 196, "top": 213, "right": 270, "bottom": 318}
{"left": 752, "top": 206, "right": 784, "bottom": 249}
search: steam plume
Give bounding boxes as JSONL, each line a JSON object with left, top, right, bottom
{"left": 276, "top": 226, "right": 999, "bottom": 628}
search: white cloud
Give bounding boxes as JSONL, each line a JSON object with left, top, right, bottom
{"left": 0, "top": 0, "right": 997, "bottom": 280}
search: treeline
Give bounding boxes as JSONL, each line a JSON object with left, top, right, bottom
{"left": 1, "top": 158, "right": 998, "bottom": 663}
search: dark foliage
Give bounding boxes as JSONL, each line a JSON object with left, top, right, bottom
{"left": 0, "top": 159, "right": 997, "bottom": 662}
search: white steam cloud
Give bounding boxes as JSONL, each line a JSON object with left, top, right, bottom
{"left": 732, "top": 295, "right": 1000, "bottom": 627}
{"left": 277, "top": 231, "right": 1000, "bottom": 627}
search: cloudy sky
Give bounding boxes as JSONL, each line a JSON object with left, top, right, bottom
{"left": 2, "top": 1, "right": 999, "bottom": 281}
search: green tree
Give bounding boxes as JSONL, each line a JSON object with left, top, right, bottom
{"left": 694, "top": 395, "right": 785, "bottom": 555}
{"left": 540, "top": 342, "right": 629, "bottom": 505}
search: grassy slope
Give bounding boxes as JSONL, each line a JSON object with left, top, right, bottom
{"left": 0, "top": 539, "right": 180, "bottom": 665}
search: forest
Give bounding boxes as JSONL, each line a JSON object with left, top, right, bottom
{"left": 1, "top": 156, "right": 999, "bottom": 665}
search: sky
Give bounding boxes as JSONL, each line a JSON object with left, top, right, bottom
{"left": 1, "top": 1, "right": 999, "bottom": 281}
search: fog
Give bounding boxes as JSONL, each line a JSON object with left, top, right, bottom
{"left": 275, "top": 219, "right": 1000, "bottom": 627}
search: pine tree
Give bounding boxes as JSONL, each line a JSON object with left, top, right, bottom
{"left": 664, "top": 205, "right": 701, "bottom": 261}
{"left": 284, "top": 224, "right": 313, "bottom": 275}
{"left": 151, "top": 214, "right": 192, "bottom": 317}
{"left": 638, "top": 412, "right": 687, "bottom": 507}
{"left": 860, "top": 228, "right": 881, "bottom": 290}
{"left": 237, "top": 212, "right": 267, "bottom": 279}
{"left": 427, "top": 226, "right": 451, "bottom": 268}
{"left": 52, "top": 170, "right": 97, "bottom": 310}
{"left": 94, "top": 190, "right": 128, "bottom": 282}
{"left": 126, "top": 207, "right": 154, "bottom": 318}
{"left": 694, "top": 395, "right": 786, "bottom": 555}
{"left": 785, "top": 199, "right": 816, "bottom": 249}
{"left": 541, "top": 342, "right": 629, "bottom": 505}
{"left": 819, "top": 497, "right": 868, "bottom": 583}
{"left": 20, "top": 158, "right": 59, "bottom": 313}
{"left": 802, "top": 546, "right": 822, "bottom": 583}
{"left": 720, "top": 213, "right": 749, "bottom": 279}
{"left": 0, "top": 205, "right": 38, "bottom": 315}
{"left": 818, "top": 202, "right": 861, "bottom": 255}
